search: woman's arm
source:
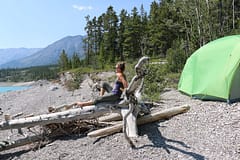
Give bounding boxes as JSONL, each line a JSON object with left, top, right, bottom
{"left": 119, "top": 73, "right": 128, "bottom": 89}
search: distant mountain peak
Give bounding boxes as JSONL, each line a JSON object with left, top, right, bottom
{"left": 0, "top": 48, "right": 42, "bottom": 66}
{"left": 0, "top": 35, "right": 85, "bottom": 69}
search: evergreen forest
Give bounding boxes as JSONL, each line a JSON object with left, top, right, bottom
{"left": 2, "top": 0, "right": 240, "bottom": 88}
{"left": 77, "top": 0, "right": 240, "bottom": 72}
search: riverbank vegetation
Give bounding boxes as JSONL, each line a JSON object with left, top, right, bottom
{"left": 0, "top": 65, "right": 59, "bottom": 82}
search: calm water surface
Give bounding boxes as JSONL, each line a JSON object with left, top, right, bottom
{"left": 0, "top": 86, "right": 30, "bottom": 93}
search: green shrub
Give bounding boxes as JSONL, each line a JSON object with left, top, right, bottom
{"left": 166, "top": 40, "right": 187, "bottom": 73}
{"left": 143, "top": 63, "right": 167, "bottom": 101}
{"left": 64, "top": 73, "right": 84, "bottom": 96}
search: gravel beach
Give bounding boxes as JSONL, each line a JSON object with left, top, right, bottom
{"left": 0, "top": 75, "right": 240, "bottom": 160}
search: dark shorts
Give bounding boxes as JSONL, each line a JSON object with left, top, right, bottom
{"left": 102, "top": 82, "right": 112, "bottom": 93}
{"left": 93, "top": 82, "right": 121, "bottom": 105}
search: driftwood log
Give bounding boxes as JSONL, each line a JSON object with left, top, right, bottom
{"left": 0, "top": 105, "right": 120, "bottom": 130}
{"left": 98, "top": 113, "right": 122, "bottom": 122}
{"left": 88, "top": 105, "right": 190, "bottom": 137}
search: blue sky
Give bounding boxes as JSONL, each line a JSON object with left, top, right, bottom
{"left": 0, "top": 0, "right": 153, "bottom": 49}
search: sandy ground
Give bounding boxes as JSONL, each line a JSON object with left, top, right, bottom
{"left": 0, "top": 75, "right": 240, "bottom": 160}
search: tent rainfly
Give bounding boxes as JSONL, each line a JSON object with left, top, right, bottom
{"left": 178, "top": 35, "right": 240, "bottom": 103}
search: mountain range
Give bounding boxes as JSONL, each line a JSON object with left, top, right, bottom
{"left": 0, "top": 48, "right": 41, "bottom": 66}
{"left": 0, "top": 35, "right": 85, "bottom": 68}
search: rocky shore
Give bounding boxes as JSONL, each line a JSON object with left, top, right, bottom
{"left": 0, "top": 77, "right": 240, "bottom": 160}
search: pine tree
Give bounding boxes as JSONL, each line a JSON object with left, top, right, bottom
{"left": 118, "top": 9, "right": 128, "bottom": 60}
{"left": 71, "top": 52, "right": 81, "bottom": 69}
{"left": 59, "top": 50, "right": 69, "bottom": 71}
{"left": 102, "top": 6, "right": 119, "bottom": 63}
{"left": 122, "top": 7, "right": 142, "bottom": 59}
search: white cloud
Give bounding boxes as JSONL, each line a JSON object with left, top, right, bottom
{"left": 72, "top": 5, "right": 93, "bottom": 11}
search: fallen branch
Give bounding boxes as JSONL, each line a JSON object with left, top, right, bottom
{"left": 0, "top": 135, "right": 44, "bottom": 152}
{"left": 98, "top": 113, "right": 122, "bottom": 122}
{"left": 12, "top": 112, "right": 24, "bottom": 119}
{"left": 88, "top": 105, "right": 190, "bottom": 137}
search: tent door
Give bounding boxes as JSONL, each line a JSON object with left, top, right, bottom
{"left": 230, "top": 64, "right": 240, "bottom": 101}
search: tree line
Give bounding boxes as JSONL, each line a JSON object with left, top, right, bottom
{"left": 0, "top": 65, "right": 59, "bottom": 82}
{"left": 58, "top": 50, "right": 84, "bottom": 71}
{"left": 79, "top": 0, "right": 240, "bottom": 72}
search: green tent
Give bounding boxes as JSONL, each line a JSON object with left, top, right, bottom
{"left": 178, "top": 35, "right": 240, "bottom": 102}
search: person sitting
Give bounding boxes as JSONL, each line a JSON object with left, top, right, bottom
{"left": 76, "top": 62, "right": 128, "bottom": 107}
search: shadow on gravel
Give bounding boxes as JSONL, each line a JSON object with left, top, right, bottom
{"left": 137, "top": 123, "right": 205, "bottom": 160}
{"left": 0, "top": 134, "right": 86, "bottom": 160}
{"left": 0, "top": 149, "right": 29, "bottom": 160}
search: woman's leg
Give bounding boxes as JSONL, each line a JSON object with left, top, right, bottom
{"left": 100, "top": 82, "right": 113, "bottom": 96}
{"left": 76, "top": 100, "right": 93, "bottom": 107}
{"left": 93, "top": 93, "right": 120, "bottom": 105}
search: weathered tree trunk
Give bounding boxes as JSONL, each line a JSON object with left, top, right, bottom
{"left": 121, "top": 106, "right": 138, "bottom": 137}
{"left": 0, "top": 105, "right": 119, "bottom": 130}
{"left": 232, "top": 0, "right": 235, "bottom": 29}
{"left": 88, "top": 105, "right": 190, "bottom": 137}
{"left": 195, "top": 4, "right": 202, "bottom": 46}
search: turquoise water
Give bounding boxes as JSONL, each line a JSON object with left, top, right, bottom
{"left": 0, "top": 86, "right": 30, "bottom": 93}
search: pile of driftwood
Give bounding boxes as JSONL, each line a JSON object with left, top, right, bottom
{"left": 0, "top": 103, "right": 190, "bottom": 152}
{"left": 0, "top": 56, "right": 190, "bottom": 151}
